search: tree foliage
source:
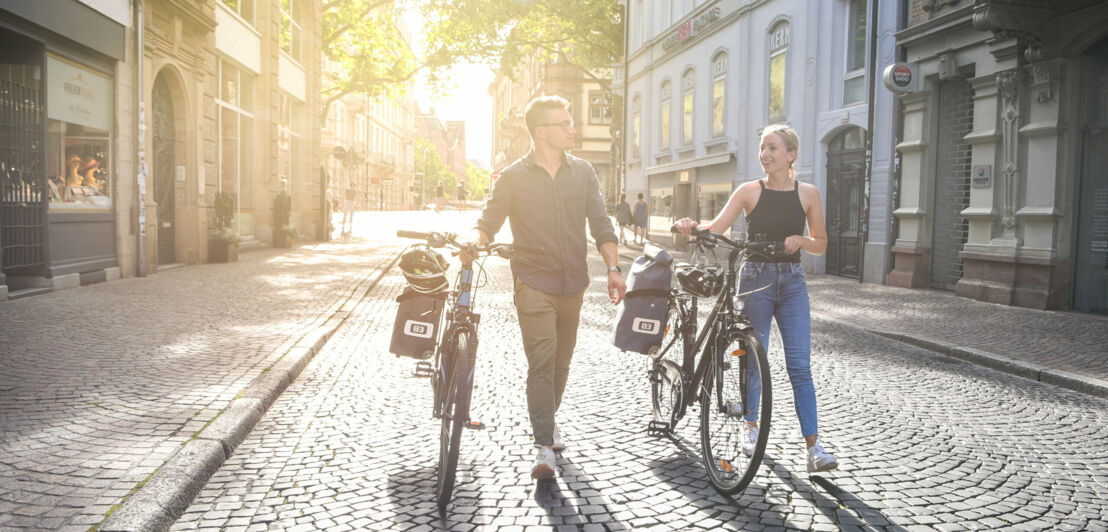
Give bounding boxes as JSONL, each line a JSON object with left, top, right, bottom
{"left": 422, "top": 0, "right": 623, "bottom": 88}
{"left": 414, "top": 138, "right": 456, "bottom": 205}
{"left": 465, "top": 163, "right": 490, "bottom": 201}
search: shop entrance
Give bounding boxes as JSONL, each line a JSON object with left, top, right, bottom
{"left": 826, "top": 127, "right": 865, "bottom": 278}
{"left": 0, "top": 34, "right": 47, "bottom": 280}
{"left": 1076, "top": 38, "right": 1108, "bottom": 313}
{"left": 930, "top": 76, "right": 973, "bottom": 290}
{"left": 152, "top": 73, "right": 175, "bottom": 264}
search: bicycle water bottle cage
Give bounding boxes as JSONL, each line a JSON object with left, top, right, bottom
{"left": 675, "top": 265, "right": 724, "bottom": 298}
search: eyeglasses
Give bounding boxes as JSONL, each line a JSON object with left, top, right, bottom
{"left": 538, "top": 120, "right": 574, "bottom": 131}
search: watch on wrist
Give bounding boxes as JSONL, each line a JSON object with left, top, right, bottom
{"left": 608, "top": 265, "right": 622, "bottom": 274}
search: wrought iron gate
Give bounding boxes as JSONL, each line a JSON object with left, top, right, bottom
{"left": 0, "top": 64, "right": 47, "bottom": 278}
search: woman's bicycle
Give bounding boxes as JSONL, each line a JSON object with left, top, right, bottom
{"left": 395, "top": 230, "right": 539, "bottom": 514}
{"left": 647, "top": 227, "right": 784, "bottom": 495}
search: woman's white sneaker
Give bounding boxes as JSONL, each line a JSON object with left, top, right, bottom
{"left": 742, "top": 425, "right": 758, "bottom": 457}
{"left": 806, "top": 440, "right": 838, "bottom": 473}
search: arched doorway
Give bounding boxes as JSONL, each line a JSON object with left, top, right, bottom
{"left": 1076, "top": 37, "right": 1108, "bottom": 313}
{"left": 825, "top": 127, "right": 865, "bottom": 278}
{"left": 152, "top": 72, "right": 176, "bottom": 264}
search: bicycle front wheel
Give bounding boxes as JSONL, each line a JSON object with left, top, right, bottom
{"left": 436, "top": 331, "right": 474, "bottom": 513}
{"left": 699, "top": 327, "right": 772, "bottom": 494}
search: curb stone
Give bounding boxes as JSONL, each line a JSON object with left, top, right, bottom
{"left": 98, "top": 252, "right": 401, "bottom": 532}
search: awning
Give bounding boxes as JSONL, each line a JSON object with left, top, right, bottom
{"left": 644, "top": 151, "right": 733, "bottom": 176}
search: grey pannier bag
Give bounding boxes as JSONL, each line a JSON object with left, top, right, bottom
{"left": 613, "top": 249, "right": 673, "bottom": 354}
{"left": 390, "top": 288, "right": 446, "bottom": 359}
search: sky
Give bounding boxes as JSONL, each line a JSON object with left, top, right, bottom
{"left": 416, "top": 63, "right": 495, "bottom": 169}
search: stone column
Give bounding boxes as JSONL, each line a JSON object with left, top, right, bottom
{"left": 887, "top": 90, "right": 932, "bottom": 288}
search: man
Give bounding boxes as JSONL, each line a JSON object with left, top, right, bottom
{"left": 469, "top": 96, "right": 626, "bottom": 480}
{"left": 341, "top": 186, "right": 356, "bottom": 235}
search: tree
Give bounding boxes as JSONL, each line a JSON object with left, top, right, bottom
{"left": 465, "top": 163, "right": 490, "bottom": 202}
{"left": 414, "top": 138, "right": 455, "bottom": 205}
{"left": 422, "top": 0, "right": 623, "bottom": 89}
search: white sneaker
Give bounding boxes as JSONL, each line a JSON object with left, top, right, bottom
{"left": 531, "top": 446, "right": 556, "bottom": 479}
{"left": 742, "top": 425, "right": 758, "bottom": 457}
{"left": 551, "top": 423, "right": 565, "bottom": 452}
{"left": 807, "top": 440, "right": 838, "bottom": 473}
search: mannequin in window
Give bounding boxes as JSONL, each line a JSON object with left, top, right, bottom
{"left": 80, "top": 157, "right": 101, "bottom": 192}
{"left": 65, "top": 154, "right": 83, "bottom": 187}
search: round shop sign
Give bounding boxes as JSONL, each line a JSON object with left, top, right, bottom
{"left": 883, "top": 62, "right": 919, "bottom": 93}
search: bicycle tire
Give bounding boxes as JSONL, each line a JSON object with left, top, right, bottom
{"left": 650, "top": 359, "right": 684, "bottom": 429}
{"left": 699, "top": 327, "right": 772, "bottom": 494}
{"left": 436, "top": 331, "right": 474, "bottom": 513}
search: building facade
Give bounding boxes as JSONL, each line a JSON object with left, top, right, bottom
{"left": 489, "top": 51, "right": 616, "bottom": 199}
{"left": 623, "top": 0, "right": 900, "bottom": 280}
{"left": 889, "top": 0, "right": 1108, "bottom": 312}
{"left": 415, "top": 110, "right": 467, "bottom": 205}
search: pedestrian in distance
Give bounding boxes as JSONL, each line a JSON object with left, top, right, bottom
{"left": 615, "top": 193, "right": 633, "bottom": 244}
{"left": 466, "top": 96, "right": 627, "bottom": 480}
{"left": 673, "top": 123, "right": 839, "bottom": 474}
{"left": 341, "top": 186, "right": 356, "bottom": 235}
{"left": 632, "top": 192, "right": 648, "bottom": 245}
{"left": 435, "top": 184, "right": 445, "bottom": 213}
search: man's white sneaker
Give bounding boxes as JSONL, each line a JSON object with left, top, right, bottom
{"left": 531, "top": 446, "right": 556, "bottom": 479}
{"left": 742, "top": 425, "right": 758, "bottom": 457}
{"left": 806, "top": 440, "right": 838, "bottom": 473}
{"left": 551, "top": 424, "right": 565, "bottom": 452}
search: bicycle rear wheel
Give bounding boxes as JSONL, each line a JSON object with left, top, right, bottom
{"left": 699, "top": 327, "right": 772, "bottom": 494}
{"left": 436, "top": 331, "right": 474, "bottom": 513}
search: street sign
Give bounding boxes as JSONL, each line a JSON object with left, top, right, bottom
{"left": 491, "top": 170, "right": 500, "bottom": 181}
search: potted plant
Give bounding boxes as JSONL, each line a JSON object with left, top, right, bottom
{"left": 273, "top": 190, "right": 293, "bottom": 248}
{"left": 209, "top": 191, "right": 241, "bottom": 263}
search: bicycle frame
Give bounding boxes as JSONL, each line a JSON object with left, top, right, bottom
{"left": 433, "top": 256, "right": 480, "bottom": 419}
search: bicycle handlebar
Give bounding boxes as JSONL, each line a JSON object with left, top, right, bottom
{"left": 669, "top": 225, "right": 785, "bottom": 255}
{"left": 397, "top": 230, "right": 543, "bottom": 256}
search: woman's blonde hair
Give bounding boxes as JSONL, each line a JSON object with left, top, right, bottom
{"left": 761, "top": 123, "right": 799, "bottom": 178}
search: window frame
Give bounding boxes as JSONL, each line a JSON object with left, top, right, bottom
{"left": 842, "top": 0, "right": 868, "bottom": 106}
{"left": 219, "top": 0, "right": 255, "bottom": 26}
{"left": 660, "top": 80, "right": 672, "bottom": 150}
{"left": 767, "top": 21, "right": 790, "bottom": 123}
{"left": 710, "top": 52, "right": 727, "bottom": 138}
{"left": 681, "top": 68, "right": 695, "bottom": 146}
{"left": 280, "top": 0, "right": 303, "bottom": 62}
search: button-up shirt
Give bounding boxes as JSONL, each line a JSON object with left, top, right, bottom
{"left": 475, "top": 150, "right": 617, "bottom": 296}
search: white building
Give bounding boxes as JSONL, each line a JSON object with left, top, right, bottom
{"left": 623, "top": 0, "right": 900, "bottom": 281}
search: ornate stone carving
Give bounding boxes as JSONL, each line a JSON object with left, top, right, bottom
{"left": 922, "top": 0, "right": 962, "bottom": 12}
{"left": 972, "top": 0, "right": 1055, "bottom": 61}
{"left": 997, "top": 70, "right": 1020, "bottom": 230}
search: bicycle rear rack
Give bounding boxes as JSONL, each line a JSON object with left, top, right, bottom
{"left": 413, "top": 360, "right": 434, "bottom": 378}
{"left": 647, "top": 420, "right": 672, "bottom": 437}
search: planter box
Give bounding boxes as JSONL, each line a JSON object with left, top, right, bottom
{"left": 209, "top": 240, "right": 239, "bottom": 263}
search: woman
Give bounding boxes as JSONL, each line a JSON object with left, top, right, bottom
{"left": 632, "top": 192, "right": 648, "bottom": 245}
{"left": 615, "top": 193, "right": 633, "bottom": 244}
{"left": 674, "top": 124, "right": 838, "bottom": 473}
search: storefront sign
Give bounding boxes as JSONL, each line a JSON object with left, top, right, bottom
{"left": 883, "top": 62, "right": 919, "bottom": 93}
{"left": 972, "top": 165, "right": 992, "bottom": 188}
{"left": 47, "top": 55, "right": 112, "bottom": 131}
{"left": 662, "top": 7, "right": 722, "bottom": 53}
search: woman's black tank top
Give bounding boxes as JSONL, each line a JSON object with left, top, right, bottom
{"left": 746, "top": 179, "right": 805, "bottom": 263}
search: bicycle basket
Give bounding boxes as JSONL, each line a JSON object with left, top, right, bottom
{"left": 675, "top": 264, "right": 724, "bottom": 298}
{"left": 399, "top": 244, "right": 449, "bottom": 294}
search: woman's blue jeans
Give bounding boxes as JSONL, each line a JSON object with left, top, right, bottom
{"left": 738, "top": 261, "right": 819, "bottom": 437}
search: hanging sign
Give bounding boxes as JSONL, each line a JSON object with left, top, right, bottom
{"left": 883, "top": 62, "right": 919, "bottom": 93}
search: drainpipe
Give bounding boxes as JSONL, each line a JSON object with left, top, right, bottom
{"left": 621, "top": 1, "right": 630, "bottom": 200}
{"left": 135, "top": 0, "right": 147, "bottom": 277}
{"left": 860, "top": 0, "right": 879, "bottom": 283}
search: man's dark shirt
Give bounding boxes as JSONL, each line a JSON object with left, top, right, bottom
{"left": 475, "top": 150, "right": 617, "bottom": 296}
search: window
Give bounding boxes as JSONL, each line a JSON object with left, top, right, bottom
{"left": 632, "top": 95, "right": 642, "bottom": 158}
{"left": 768, "top": 21, "right": 790, "bottom": 122}
{"left": 697, "top": 183, "right": 731, "bottom": 226}
{"left": 355, "top": 114, "right": 367, "bottom": 151}
{"left": 44, "top": 55, "right": 113, "bottom": 210}
{"left": 589, "top": 91, "right": 613, "bottom": 124}
{"left": 217, "top": 59, "right": 256, "bottom": 236}
{"left": 277, "top": 93, "right": 300, "bottom": 225}
{"left": 843, "top": 0, "right": 867, "bottom": 105}
{"left": 660, "top": 81, "right": 672, "bottom": 150}
{"left": 682, "top": 70, "right": 694, "bottom": 145}
{"left": 711, "top": 53, "right": 727, "bottom": 137}
{"left": 280, "top": 0, "right": 302, "bottom": 62}
{"left": 220, "top": 0, "right": 254, "bottom": 25}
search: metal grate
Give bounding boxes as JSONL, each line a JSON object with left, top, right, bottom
{"left": 930, "top": 77, "right": 973, "bottom": 290}
{"left": 0, "top": 64, "right": 47, "bottom": 276}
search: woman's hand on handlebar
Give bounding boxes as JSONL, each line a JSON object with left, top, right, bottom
{"left": 672, "top": 217, "right": 700, "bottom": 236}
{"left": 783, "top": 235, "right": 804, "bottom": 255}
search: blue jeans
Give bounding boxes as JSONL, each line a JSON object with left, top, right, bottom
{"left": 738, "top": 262, "right": 819, "bottom": 437}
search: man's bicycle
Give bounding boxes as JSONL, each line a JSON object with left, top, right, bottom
{"left": 395, "top": 230, "right": 538, "bottom": 513}
{"left": 647, "top": 227, "right": 783, "bottom": 494}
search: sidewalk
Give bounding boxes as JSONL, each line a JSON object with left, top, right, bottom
{"left": 608, "top": 216, "right": 1108, "bottom": 399}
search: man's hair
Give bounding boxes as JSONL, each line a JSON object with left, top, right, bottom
{"left": 524, "top": 96, "right": 570, "bottom": 139}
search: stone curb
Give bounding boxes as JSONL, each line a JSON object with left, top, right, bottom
{"left": 612, "top": 245, "right": 1108, "bottom": 400}
{"left": 98, "top": 253, "right": 401, "bottom": 532}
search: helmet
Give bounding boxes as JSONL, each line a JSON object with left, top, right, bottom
{"left": 399, "top": 244, "right": 449, "bottom": 293}
{"left": 675, "top": 264, "right": 724, "bottom": 298}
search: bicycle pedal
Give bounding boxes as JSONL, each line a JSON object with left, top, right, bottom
{"left": 465, "top": 421, "right": 485, "bottom": 430}
{"left": 647, "top": 421, "right": 672, "bottom": 437}
{"left": 413, "top": 361, "right": 434, "bottom": 378}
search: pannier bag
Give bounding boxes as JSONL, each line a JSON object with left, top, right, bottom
{"left": 390, "top": 288, "right": 447, "bottom": 359}
{"left": 613, "top": 249, "right": 673, "bottom": 354}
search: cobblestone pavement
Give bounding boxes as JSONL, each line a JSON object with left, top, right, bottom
{"left": 173, "top": 213, "right": 1108, "bottom": 531}
{"left": 0, "top": 211, "right": 439, "bottom": 531}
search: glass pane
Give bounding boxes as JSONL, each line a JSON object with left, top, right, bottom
{"left": 843, "top": 76, "right": 864, "bottom": 105}
{"left": 239, "top": 115, "right": 254, "bottom": 236}
{"left": 221, "top": 62, "right": 237, "bottom": 105}
{"left": 239, "top": 73, "right": 253, "bottom": 112}
{"left": 633, "top": 114, "right": 641, "bottom": 156}
{"left": 683, "top": 92, "right": 693, "bottom": 144}
{"left": 769, "top": 52, "right": 786, "bottom": 119}
{"left": 844, "top": 127, "right": 864, "bottom": 149}
{"left": 712, "top": 78, "right": 725, "bottom": 136}
{"left": 661, "top": 102, "right": 670, "bottom": 149}
{"left": 847, "top": 0, "right": 867, "bottom": 71}
{"left": 220, "top": 107, "right": 238, "bottom": 194}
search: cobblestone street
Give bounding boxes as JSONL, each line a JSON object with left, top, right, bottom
{"left": 2, "top": 211, "right": 1107, "bottom": 531}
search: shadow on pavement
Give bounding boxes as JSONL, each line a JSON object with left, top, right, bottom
{"left": 808, "top": 474, "right": 908, "bottom": 531}
{"left": 384, "top": 463, "right": 488, "bottom": 529}
{"left": 542, "top": 455, "right": 621, "bottom": 526}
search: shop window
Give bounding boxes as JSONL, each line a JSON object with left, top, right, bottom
{"left": 843, "top": 0, "right": 867, "bottom": 105}
{"left": 589, "top": 91, "right": 613, "bottom": 125}
{"left": 280, "top": 0, "right": 302, "bottom": 62}
{"left": 660, "top": 80, "right": 671, "bottom": 150}
{"left": 711, "top": 53, "right": 727, "bottom": 137}
{"left": 768, "top": 21, "right": 789, "bottom": 122}
{"left": 682, "top": 69, "right": 694, "bottom": 145}
{"left": 217, "top": 59, "right": 256, "bottom": 236}
{"left": 697, "top": 183, "right": 731, "bottom": 226}
{"left": 649, "top": 186, "right": 673, "bottom": 238}
{"left": 278, "top": 93, "right": 300, "bottom": 225}
{"left": 45, "top": 55, "right": 112, "bottom": 211}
